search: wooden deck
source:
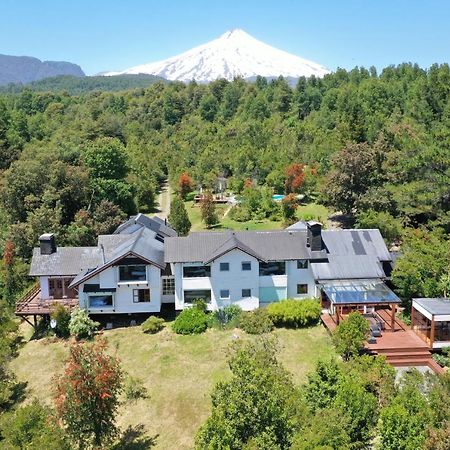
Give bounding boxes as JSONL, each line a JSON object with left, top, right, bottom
{"left": 321, "top": 311, "right": 444, "bottom": 374}
{"left": 15, "top": 285, "right": 78, "bottom": 317}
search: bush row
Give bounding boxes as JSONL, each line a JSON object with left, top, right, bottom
{"left": 170, "top": 298, "right": 321, "bottom": 335}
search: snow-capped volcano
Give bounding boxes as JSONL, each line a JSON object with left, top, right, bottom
{"left": 104, "top": 29, "right": 329, "bottom": 82}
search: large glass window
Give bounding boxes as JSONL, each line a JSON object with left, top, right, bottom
{"left": 89, "top": 294, "right": 113, "bottom": 308}
{"left": 119, "top": 265, "right": 146, "bottom": 282}
{"left": 183, "top": 289, "right": 212, "bottom": 304}
{"left": 183, "top": 266, "right": 211, "bottom": 278}
{"left": 259, "top": 261, "right": 286, "bottom": 276}
{"left": 133, "top": 289, "right": 150, "bottom": 303}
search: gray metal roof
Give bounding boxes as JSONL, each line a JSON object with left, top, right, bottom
{"left": 165, "top": 230, "right": 314, "bottom": 263}
{"left": 29, "top": 247, "right": 102, "bottom": 277}
{"left": 115, "top": 213, "right": 177, "bottom": 238}
{"left": 311, "top": 255, "right": 385, "bottom": 280}
{"left": 413, "top": 298, "right": 450, "bottom": 316}
{"left": 322, "top": 229, "right": 391, "bottom": 261}
{"left": 70, "top": 227, "right": 165, "bottom": 288}
{"left": 203, "top": 232, "right": 267, "bottom": 264}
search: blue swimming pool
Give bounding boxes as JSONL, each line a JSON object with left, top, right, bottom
{"left": 272, "top": 194, "right": 285, "bottom": 201}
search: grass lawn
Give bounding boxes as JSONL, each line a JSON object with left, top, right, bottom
{"left": 11, "top": 324, "right": 334, "bottom": 449}
{"left": 184, "top": 200, "right": 330, "bottom": 232}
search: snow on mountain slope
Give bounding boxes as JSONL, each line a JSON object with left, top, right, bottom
{"left": 104, "top": 29, "right": 329, "bottom": 82}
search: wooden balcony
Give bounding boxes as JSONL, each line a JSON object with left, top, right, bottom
{"left": 15, "top": 283, "right": 78, "bottom": 317}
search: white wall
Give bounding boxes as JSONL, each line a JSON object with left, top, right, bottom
{"left": 40, "top": 276, "right": 49, "bottom": 299}
{"left": 286, "top": 260, "right": 317, "bottom": 298}
{"left": 79, "top": 264, "right": 162, "bottom": 314}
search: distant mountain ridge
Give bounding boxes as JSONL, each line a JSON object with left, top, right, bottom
{"left": 104, "top": 29, "right": 330, "bottom": 82}
{"left": 0, "top": 54, "right": 85, "bottom": 86}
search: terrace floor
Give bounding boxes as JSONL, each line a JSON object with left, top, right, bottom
{"left": 321, "top": 310, "right": 444, "bottom": 374}
{"left": 15, "top": 285, "right": 78, "bottom": 317}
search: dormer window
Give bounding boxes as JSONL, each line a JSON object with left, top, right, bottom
{"left": 119, "top": 265, "right": 147, "bottom": 282}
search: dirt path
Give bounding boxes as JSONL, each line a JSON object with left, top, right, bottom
{"left": 156, "top": 182, "right": 171, "bottom": 219}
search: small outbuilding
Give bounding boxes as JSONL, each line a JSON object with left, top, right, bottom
{"left": 412, "top": 298, "right": 450, "bottom": 348}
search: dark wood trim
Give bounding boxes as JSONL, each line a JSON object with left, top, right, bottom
{"left": 390, "top": 304, "right": 396, "bottom": 332}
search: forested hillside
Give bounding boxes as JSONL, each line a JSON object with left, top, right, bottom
{"left": 0, "top": 63, "right": 449, "bottom": 307}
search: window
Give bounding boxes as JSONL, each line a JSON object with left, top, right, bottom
{"left": 242, "top": 288, "right": 251, "bottom": 298}
{"left": 162, "top": 277, "right": 175, "bottom": 295}
{"left": 242, "top": 261, "right": 251, "bottom": 271}
{"left": 259, "top": 261, "right": 286, "bottom": 276}
{"left": 119, "top": 265, "right": 146, "bottom": 282}
{"left": 133, "top": 289, "right": 150, "bottom": 303}
{"left": 220, "top": 262, "right": 230, "bottom": 271}
{"left": 184, "top": 289, "right": 212, "bottom": 304}
{"left": 220, "top": 289, "right": 230, "bottom": 299}
{"left": 297, "top": 284, "right": 308, "bottom": 295}
{"left": 183, "top": 265, "right": 211, "bottom": 278}
{"left": 89, "top": 294, "right": 113, "bottom": 308}
{"left": 297, "top": 259, "right": 308, "bottom": 269}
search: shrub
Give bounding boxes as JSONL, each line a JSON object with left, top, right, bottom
{"left": 267, "top": 298, "right": 321, "bottom": 328}
{"left": 141, "top": 316, "right": 164, "bottom": 334}
{"left": 239, "top": 308, "right": 273, "bottom": 334}
{"left": 68, "top": 307, "right": 99, "bottom": 340}
{"left": 192, "top": 298, "right": 208, "bottom": 312}
{"left": 332, "top": 312, "right": 370, "bottom": 360}
{"left": 124, "top": 376, "right": 147, "bottom": 402}
{"left": 50, "top": 303, "right": 71, "bottom": 338}
{"left": 210, "top": 305, "right": 242, "bottom": 329}
{"left": 172, "top": 308, "right": 209, "bottom": 335}
{"left": 432, "top": 347, "right": 450, "bottom": 368}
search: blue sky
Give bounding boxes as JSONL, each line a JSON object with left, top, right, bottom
{"left": 2, "top": 0, "right": 449, "bottom": 75}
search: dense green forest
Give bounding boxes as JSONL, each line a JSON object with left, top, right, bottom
{"left": 0, "top": 63, "right": 449, "bottom": 308}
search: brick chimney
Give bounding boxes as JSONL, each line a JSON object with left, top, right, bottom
{"left": 39, "top": 233, "right": 56, "bottom": 255}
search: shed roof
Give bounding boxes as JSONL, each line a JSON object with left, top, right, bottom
{"left": 413, "top": 298, "right": 450, "bottom": 316}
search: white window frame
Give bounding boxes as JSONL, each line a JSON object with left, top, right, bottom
{"left": 87, "top": 293, "right": 115, "bottom": 309}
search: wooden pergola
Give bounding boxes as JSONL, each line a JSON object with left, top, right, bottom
{"left": 320, "top": 279, "right": 401, "bottom": 332}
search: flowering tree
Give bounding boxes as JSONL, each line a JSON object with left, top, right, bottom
{"left": 178, "top": 172, "right": 194, "bottom": 199}
{"left": 285, "top": 163, "right": 305, "bottom": 194}
{"left": 53, "top": 339, "right": 123, "bottom": 448}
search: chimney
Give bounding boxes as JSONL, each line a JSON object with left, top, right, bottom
{"left": 306, "top": 221, "right": 323, "bottom": 252}
{"left": 39, "top": 233, "right": 56, "bottom": 255}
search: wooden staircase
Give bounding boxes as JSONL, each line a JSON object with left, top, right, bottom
{"left": 366, "top": 330, "right": 445, "bottom": 374}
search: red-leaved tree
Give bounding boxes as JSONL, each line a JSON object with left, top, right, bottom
{"left": 178, "top": 172, "right": 194, "bottom": 199}
{"left": 281, "top": 193, "right": 298, "bottom": 223}
{"left": 284, "top": 163, "right": 305, "bottom": 194}
{"left": 53, "top": 339, "right": 123, "bottom": 448}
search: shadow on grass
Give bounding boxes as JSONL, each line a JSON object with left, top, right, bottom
{"left": 113, "top": 425, "right": 158, "bottom": 450}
